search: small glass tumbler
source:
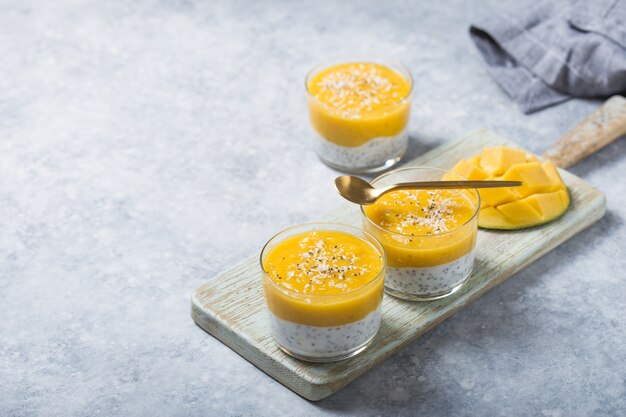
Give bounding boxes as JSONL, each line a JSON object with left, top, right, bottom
{"left": 260, "top": 222, "right": 386, "bottom": 362}
{"left": 305, "top": 58, "right": 413, "bottom": 173}
{"left": 361, "top": 167, "right": 480, "bottom": 301}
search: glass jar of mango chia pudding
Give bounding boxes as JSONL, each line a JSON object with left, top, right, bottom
{"left": 260, "top": 222, "right": 385, "bottom": 362}
{"left": 362, "top": 167, "right": 480, "bottom": 301}
{"left": 306, "top": 59, "right": 413, "bottom": 173}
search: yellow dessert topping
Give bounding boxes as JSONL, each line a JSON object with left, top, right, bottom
{"left": 307, "top": 62, "right": 412, "bottom": 146}
{"left": 364, "top": 190, "right": 476, "bottom": 236}
{"left": 262, "top": 230, "right": 384, "bottom": 326}
{"left": 309, "top": 63, "right": 411, "bottom": 118}
{"left": 263, "top": 230, "right": 383, "bottom": 295}
{"left": 363, "top": 190, "right": 478, "bottom": 267}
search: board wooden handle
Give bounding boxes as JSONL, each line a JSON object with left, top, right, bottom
{"left": 542, "top": 95, "right": 626, "bottom": 168}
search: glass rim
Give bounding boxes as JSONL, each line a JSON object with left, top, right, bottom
{"left": 360, "top": 166, "right": 481, "bottom": 238}
{"left": 259, "top": 222, "right": 386, "bottom": 299}
{"left": 304, "top": 58, "right": 414, "bottom": 116}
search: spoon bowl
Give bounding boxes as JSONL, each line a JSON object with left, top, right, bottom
{"left": 334, "top": 176, "right": 377, "bottom": 205}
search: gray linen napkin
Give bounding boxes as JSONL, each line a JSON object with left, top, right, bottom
{"left": 470, "top": 0, "right": 626, "bottom": 113}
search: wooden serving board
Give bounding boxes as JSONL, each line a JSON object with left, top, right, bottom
{"left": 191, "top": 129, "right": 606, "bottom": 401}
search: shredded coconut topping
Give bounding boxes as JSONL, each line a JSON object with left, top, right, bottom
{"left": 313, "top": 63, "right": 407, "bottom": 118}
{"left": 373, "top": 190, "right": 469, "bottom": 236}
{"left": 268, "top": 232, "right": 382, "bottom": 295}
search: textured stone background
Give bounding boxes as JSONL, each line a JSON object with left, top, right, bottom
{"left": 1, "top": 1, "right": 625, "bottom": 416}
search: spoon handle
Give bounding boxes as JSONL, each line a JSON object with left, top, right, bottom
{"left": 385, "top": 180, "right": 522, "bottom": 192}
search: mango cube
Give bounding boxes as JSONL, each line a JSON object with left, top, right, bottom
{"left": 449, "top": 159, "right": 488, "bottom": 180}
{"left": 497, "top": 199, "right": 543, "bottom": 225}
{"left": 478, "top": 187, "right": 518, "bottom": 207}
{"left": 469, "top": 155, "right": 482, "bottom": 165}
{"left": 557, "top": 189, "right": 570, "bottom": 207}
{"left": 541, "top": 161, "right": 567, "bottom": 192}
{"left": 501, "top": 162, "right": 553, "bottom": 198}
{"left": 479, "top": 207, "right": 517, "bottom": 229}
{"left": 524, "top": 190, "right": 569, "bottom": 220}
{"left": 479, "top": 147, "right": 527, "bottom": 176}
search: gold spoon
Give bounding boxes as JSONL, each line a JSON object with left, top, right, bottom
{"left": 335, "top": 175, "right": 522, "bottom": 205}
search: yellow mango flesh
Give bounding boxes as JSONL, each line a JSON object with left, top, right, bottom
{"left": 479, "top": 146, "right": 527, "bottom": 176}
{"left": 525, "top": 190, "right": 569, "bottom": 219}
{"left": 450, "top": 147, "right": 570, "bottom": 229}
{"left": 497, "top": 200, "right": 543, "bottom": 224}
{"left": 501, "top": 162, "right": 553, "bottom": 198}
{"left": 451, "top": 159, "right": 489, "bottom": 181}
{"left": 262, "top": 231, "right": 384, "bottom": 326}
{"left": 478, "top": 186, "right": 518, "bottom": 207}
{"left": 541, "top": 161, "right": 567, "bottom": 192}
{"left": 479, "top": 207, "right": 519, "bottom": 229}
{"left": 307, "top": 63, "right": 412, "bottom": 147}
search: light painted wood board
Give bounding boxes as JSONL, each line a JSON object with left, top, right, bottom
{"left": 191, "top": 129, "right": 606, "bottom": 401}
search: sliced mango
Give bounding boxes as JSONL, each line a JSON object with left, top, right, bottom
{"left": 479, "top": 186, "right": 518, "bottom": 207}
{"left": 450, "top": 159, "right": 488, "bottom": 180}
{"left": 497, "top": 199, "right": 543, "bottom": 224}
{"left": 525, "top": 190, "right": 569, "bottom": 220}
{"left": 479, "top": 147, "right": 527, "bottom": 176}
{"left": 449, "top": 146, "right": 570, "bottom": 230}
{"left": 479, "top": 207, "right": 518, "bottom": 229}
{"left": 557, "top": 188, "right": 570, "bottom": 207}
{"left": 501, "top": 162, "right": 553, "bottom": 198}
{"left": 541, "top": 161, "right": 567, "bottom": 192}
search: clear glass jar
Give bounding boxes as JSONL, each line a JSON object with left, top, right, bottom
{"left": 361, "top": 167, "right": 480, "bottom": 301}
{"left": 305, "top": 58, "right": 413, "bottom": 173}
{"left": 260, "top": 222, "right": 385, "bottom": 362}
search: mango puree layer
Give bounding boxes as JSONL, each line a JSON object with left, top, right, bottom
{"left": 307, "top": 63, "right": 411, "bottom": 147}
{"left": 363, "top": 190, "right": 478, "bottom": 268}
{"left": 262, "top": 231, "right": 384, "bottom": 327}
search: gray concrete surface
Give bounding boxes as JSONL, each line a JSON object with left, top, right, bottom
{"left": 1, "top": 1, "right": 625, "bottom": 416}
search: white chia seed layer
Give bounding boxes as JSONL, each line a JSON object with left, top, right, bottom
{"left": 269, "top": 306, "right": 381, "bottom": 360}
{"left": 313, "top": 129, "right": 408, "bottom": 170}
{"left": 385, "top": 251, "right": 475, "bottom": 297}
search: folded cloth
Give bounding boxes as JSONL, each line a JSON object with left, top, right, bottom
{"left": 470, "top": 0, "right": 626, "bottom": 113}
